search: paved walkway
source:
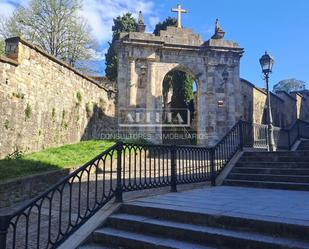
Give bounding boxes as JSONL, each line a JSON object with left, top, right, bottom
{"left": 130, "top": 186, "right": 309, "bottom": 226}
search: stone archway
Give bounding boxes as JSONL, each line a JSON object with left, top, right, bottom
{"left": 115, "top": 25, "right": 244, "bottom": 146}
{"left": 161, "top": 66, "right": 199, "bottom": 145}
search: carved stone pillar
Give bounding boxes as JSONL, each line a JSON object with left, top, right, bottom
{"left": 129, "top": 58, "right": 137, "bottom": 107}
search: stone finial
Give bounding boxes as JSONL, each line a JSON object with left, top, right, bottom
{"left": 138, "top": 11, "right": 144, "bottom": 24}
{"left": 211, "top": 18, "right": 225, "bottom": 39}
{"left": 136, "top": 11, "right": 146, "bottom": 33}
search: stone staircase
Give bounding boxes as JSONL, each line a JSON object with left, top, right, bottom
{"left": 224, "top": 140, "right": 309, "bottom": 191}
{"left": 79, "top": 199, "right": 309, "bottom": 249}
{"left": 77, "top": 142, "right": 309, "bottom": 249}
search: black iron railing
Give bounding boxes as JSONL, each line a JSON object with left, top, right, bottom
{"left": 0, "top": 144, "right": 120, "bottom": 249}
{"left": 1, "top": 119, "right": 309, "bottom": 249}
{"left": 240, "top": 120, "right": 309, "bottom": 151}
{"left": 212, "top": 122, "right": 243, "bottom": 177}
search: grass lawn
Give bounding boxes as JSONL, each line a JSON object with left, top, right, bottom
{"left": 0, "top": 140, "right": 115, "bottom": 181}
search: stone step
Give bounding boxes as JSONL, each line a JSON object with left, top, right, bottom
{"left": 224, "top": 179, "right": 309, "bottom": 191}
{"left": 232, "top": 167, "right": 309, "bottom": 175}
{"left": 227, "top": 173, "right": 309, "bottom": 183}
{"left": 103, "top": 213, "right": 309, "bottom": 249}
{"left": 93, "top": 227, "right": 214, "bottom": 249}
{"left": 119, "top": 203, "right": 309, "bottom": 241}
{"left": 78, "top": 243, "right": 116, "bottom": 249}
{"left": 235, "top": 162, "right": 309, "bottom": 168}
{"left": 243, "top": 151, "right": 306, "bottom": 157}
{"left": 240, "top": 156, "right": 309, "bottom": 162}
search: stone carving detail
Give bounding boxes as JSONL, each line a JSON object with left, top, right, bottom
{"left": 136, "top": 11, "right": 146, "bottom": 33}
{"left": 212, "top": 19, "right": 225, "bottom": 39}
{"left": 136, "top": 60, "right": 148, "bottom": 88}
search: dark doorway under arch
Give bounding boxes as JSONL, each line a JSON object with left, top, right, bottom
{"left": 162, "top": 69, "right": 198, "bottom": 145}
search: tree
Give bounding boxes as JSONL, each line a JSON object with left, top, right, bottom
{"left": 0, "top": 39, "right": 4, "bottom": 56}
{"left": 273, "top": 79, "right": 306, "bottom": 93}
{"left": 105, "top": 13, "right": 137, "bottom": 81}
{"left": 170, "top": 71, "right": 194, "bottom": 108}
{"left": 153, "top": 17, "right": 177, "bottom": 36}
{"left": 0, "top": 0, "right": 94, "bottom": 68}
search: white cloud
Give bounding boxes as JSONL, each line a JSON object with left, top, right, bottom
{"left": 0, "top": 0, "right": 159, "bottom": 44}
{"left": 89, "top": 48, "right": 107, "bottom": 61}
{"left": 0, "top": 2, "right": 16, "bottom": 19}
{"left": 0, "top": 0, "right": 160, "bottom": 68}
{"left": 148, "top": 16, "right": 160, "bottom": 31}
{"left": 80, "top": 0, "right": 158, "bottom": 44}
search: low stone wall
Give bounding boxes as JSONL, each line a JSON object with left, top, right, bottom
{"left": 0, "top": 37, "right": 116, "bottom": 158}
{"left": 0, "top": 169, "right": 73, "bottom": 208}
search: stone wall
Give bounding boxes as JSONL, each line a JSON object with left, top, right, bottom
{"left": 0, "top": 37, "right": 116, "bottom": 158}
{"left": 241, "top": 79, "right": 309, "bottom": 128}
{"left": 0, "top": 169, "right": 71, "bottom": 208}
{"left": 297, "top": 91, "right": 309, "bottom": 121}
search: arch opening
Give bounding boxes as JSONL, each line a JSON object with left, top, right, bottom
{"left": 161, "top": 68, "right": 199, "bottom": 145}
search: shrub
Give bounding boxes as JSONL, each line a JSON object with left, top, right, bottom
{"left": 6, "top": 150, "right": 24, "bottom": 160}
{"left": 52, "top": 108, "right": 56, "bottom": 118}
{"left": 4, "top": 119, "right": 10, "bottom": 129}
{"left": 76, "top": 92, "right": 82, "bottom": 102}
{"left": 25, "top": 103, "right": 32, "bottom": 119}
{"left": 85, "top": 102, "right": 91, "bottom": 118}
{"left": 12, "top": 92, "right": 25, "bottom": 99}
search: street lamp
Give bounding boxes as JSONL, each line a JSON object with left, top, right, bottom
{"left": 259, "top": 51, "right": 275, "bottom": 152}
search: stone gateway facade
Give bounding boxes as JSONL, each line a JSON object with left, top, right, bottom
{"left": 116, "top": 25, "right": 244, "bottom": 146}
{"left": 116, "top": 19, "right": 309, "bottom": 146}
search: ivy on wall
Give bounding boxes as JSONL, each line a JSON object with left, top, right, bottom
{"left": 25, "top": 103, "right": 32, "bottom": 119}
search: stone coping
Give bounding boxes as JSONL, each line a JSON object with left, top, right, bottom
{"left": 0, "top": 55, "right": 19, "bottom": 66}
{"left": 5, "top": 37, "right": 116, "bottom": 94}
{"left": 276, "top": 90, "right": 298, "bottom": 102}
{"left": 241, "top": 78, "right": 285, "bottom": 102}
{"left": 121, "top": 37, "right": 243, "bottom": 52}
{"left": 119, "top": 26, "right": 243, "bottom": 52}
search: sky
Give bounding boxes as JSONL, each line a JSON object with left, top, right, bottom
{"left": 0, "top": 0, "right": 308, "bottom": 89}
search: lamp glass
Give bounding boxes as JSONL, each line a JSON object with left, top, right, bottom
{"left": 259, "top": 52, "right": 274, "bottom": 74}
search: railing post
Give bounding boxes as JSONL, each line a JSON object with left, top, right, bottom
{"left": 115, "top": 142, "right": 123, "bottom": 203}
{"left": 170, "top": 145, "right": 177, "bottom": 192}
{"left": 210, "top": 148, "right": 216, "bottom": 186}
{"left": 297, "top": 120, "right": 300, "bottom": 139}
{"left": 288, "top": 130, "right": 291, "bottom": 150}
{"left": 239, "top": 121, "right": 244, "bottom": 150}
{"left": 0, "top": 215, "right": 10, "bottom": 249}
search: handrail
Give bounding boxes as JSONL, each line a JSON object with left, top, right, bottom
{"left": 0, "top": 143, "right": 120, "bottom": 249}
{"left": 7, "top": 144, "right": 118, "bottom": 218}
{"left": 1, "top": 119, "right": 309, "bottom": 248}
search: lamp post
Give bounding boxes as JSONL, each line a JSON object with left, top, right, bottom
{"left": 259, "top": 51, "right": 275, "bottom": 152}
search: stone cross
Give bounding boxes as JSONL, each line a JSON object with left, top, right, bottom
{"left": 171, "top": 3, "right": 187, "bottom": 28}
